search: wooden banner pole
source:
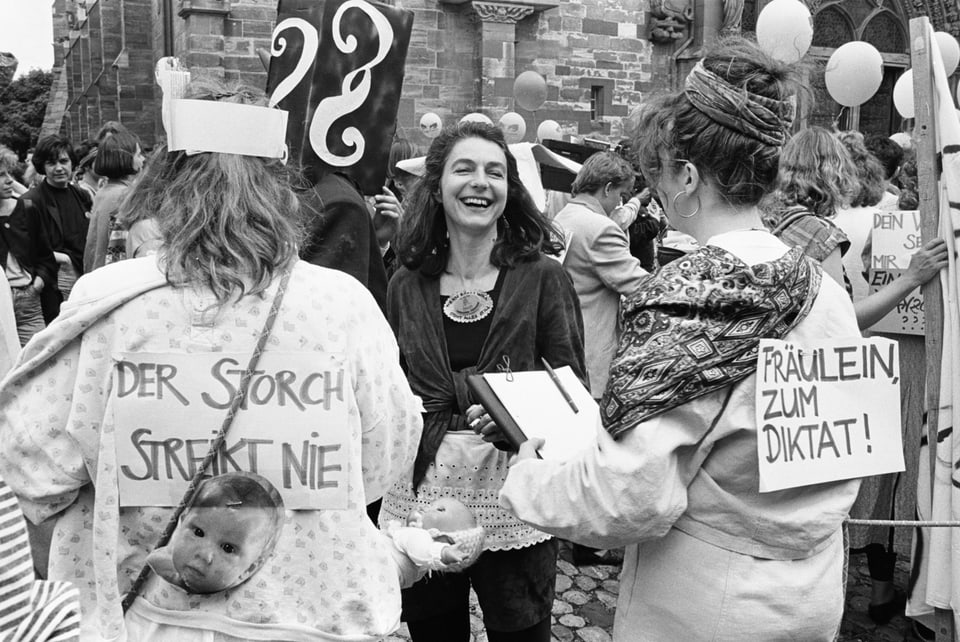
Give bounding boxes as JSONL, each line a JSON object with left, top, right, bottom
{"left": 909, "top": 16, "right": 953, "bottom": 642}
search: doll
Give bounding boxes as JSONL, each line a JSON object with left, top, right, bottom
{"left": 146, "top": 471, "right": 285, "bottom": 594}
{"left": 384, "top": 497, "right": 486, "bottom": 585}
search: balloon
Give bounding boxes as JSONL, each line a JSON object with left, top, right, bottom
{"left": 824, "top": 41, "right": 884, "bottom": 107}
{"left": 935, "top": 31, "right": 960, "bottom": 75}
{"left": 536, "top": 119, "right": 562, "bottom": 142}
{"left": 459, "top": 112, "right": 494, "bottom": 126}
{"left": 756, "top": 0, "right": 813, "bottom": 63}
{"left": 498, "top": 112, "right": 527, "bottom": 143}
{"left": 419, "top": 112, "right": 443, "bottom": 139}
{"left": 892, "top": 69, "right": 914, "bottom": 119}
{"left": 513, "top": 71, "right": 547, "bottom": 111}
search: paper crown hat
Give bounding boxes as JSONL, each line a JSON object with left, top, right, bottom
{"left": 156, "top": 57, "right": 288, "bottom": 160}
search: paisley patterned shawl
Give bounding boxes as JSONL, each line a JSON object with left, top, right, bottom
{"left": 601, "top": 245, "right": 821, "bottom": 439}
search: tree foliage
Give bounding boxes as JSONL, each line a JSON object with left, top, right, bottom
{"left": 0, "top": 69, "right": 53, "bottom": 160}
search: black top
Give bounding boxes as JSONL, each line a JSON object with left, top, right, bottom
{"left": 442, "top": 269, "right": 506, "bottom": 371}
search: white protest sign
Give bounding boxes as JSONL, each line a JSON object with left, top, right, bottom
{"left": 755, "top": 337, "right": 903, "bottom": 492}
{"left": 868, "top": 209, "right": 924, "bottom": 335}
{"left": 113, "top": 352, "right": 351, "bottom": 509}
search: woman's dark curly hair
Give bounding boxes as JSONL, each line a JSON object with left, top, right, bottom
{"left": 631, "top": 37, "right": 800, "bottom": 207}
{"left": 397, "top": 121, "right": 563, "bottom": 276}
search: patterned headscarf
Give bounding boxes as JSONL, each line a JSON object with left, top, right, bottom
{"left": 684, "top": 61, "right": 796, "bottom": 146}
{"left": 601, "top": 245, "right": 820, "bottom": 439}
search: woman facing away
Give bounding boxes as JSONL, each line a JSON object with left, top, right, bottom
{"left": 0, "top": 79, "right": 424, "bottom": 640}
{"left": 83, "top": 128, "right": 145, "bottom": 272}
{"left": 498, "top": 37, "right": 861, "bottom": 640}
{"left": 380, "top": 121, "right": 586, "bottom": 642}
{"left": 767, "top": 127, "right": 947, "bottom": 331}
{"left": 773, "top": 129, "right": 947, "bottom": 625}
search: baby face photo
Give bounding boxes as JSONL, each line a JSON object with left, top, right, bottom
{"left": 148, "top": 471, "right": 286, "bottom": 594}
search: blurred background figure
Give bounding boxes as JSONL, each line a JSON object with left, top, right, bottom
{"left": 552, "top": 149, "right": 648, "bottom": 567}
{"left": 73, "top": 140, "right": 100, "bottom": 201}
{"left": 834, "top": 130, "right": 887, "bottom": 303}
{"left": 0, "top": 144, "right": 59, "bottom": 344}
{"left": 84, "top": 129, "right": 144, "bottom": 271}
{"left": 15, "top": 135, "right": 91, "bottom": 311}
{"left": 375, "top": 137, "right": 421, "bottom": 279}
{"left": 864, "top": 134, "right": 905, "bottom": 209}
{"left": 554, "top": 151, "right": 646, "bottom": 400}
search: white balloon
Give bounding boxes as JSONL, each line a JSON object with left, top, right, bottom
{"left": 935, "top": 31, "right": 960, "bottom": 75}
{"left": 498, "top": 112, "right": 527, "bottom": 144}
{"left": 824, "top": 41, "right": 884, "bottom": 107}
{"left": 536, "top": 119, "right": 562, "bottom": 142}
{"left": 756, "top": 0, "right": 813, "bottom": 63}
{"left": 459, "top": 112, "right": 494, "bottom": 126}
{"left": 893, "top": 69, "right": 914, "bottom": 119}
{"left": 419, "top": 112, "right": 443, "bottom": 139}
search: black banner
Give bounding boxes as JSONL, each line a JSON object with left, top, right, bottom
{"left": 266, "top": 0, "right": 413, "bottom": 194}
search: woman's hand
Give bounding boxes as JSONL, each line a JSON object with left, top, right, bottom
{"left": 466, "top": 403, "right": 504, "bottom": 443}
{"left": 373, "top": 186, "right": 403, "bottom": 247}
{"left": 31, "top": 275, "right": 44, "bottom": 293}
{"left": 510, "top": 438, "right": 544, "bottom": 464}
{"left": 905, "top": 238, "right": 949, "bottom": 287}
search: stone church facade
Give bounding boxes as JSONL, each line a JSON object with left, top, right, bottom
{"left": 44, "top": 0, "right": 960, "bottom": 151}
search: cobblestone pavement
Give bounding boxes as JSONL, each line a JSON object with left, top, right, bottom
{"left": 384, "top": 543, "right": 928, "bottom": 642}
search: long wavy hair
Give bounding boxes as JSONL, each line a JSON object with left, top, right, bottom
{"left": 837, "top": 130, "right": 886, "bottom": 208}
{"left": 396, "top": 121, "right": 562, "bottom": 276}
{"left": 116, "top": 79, "right": 302, "bottom": 303}
{"left": 631, "top": 37, "right": 800, "bottom": 208}
{"left": 768, "top": 126, "right": 857, "bottom": 219}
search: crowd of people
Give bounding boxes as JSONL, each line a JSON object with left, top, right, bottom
{"left": 0, "top": 34, "right": 949, "bottom": 641}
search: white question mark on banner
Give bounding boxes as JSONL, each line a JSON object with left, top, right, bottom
{"left": 309, "top": 0, "right": 393, "bottom": 167}
{"left": 268, "top": 18, "right": 319, "bottom": 108}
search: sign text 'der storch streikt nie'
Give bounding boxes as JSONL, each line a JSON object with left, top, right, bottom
{"left": 113, "top": 352, "right": 352, "bottom": 509}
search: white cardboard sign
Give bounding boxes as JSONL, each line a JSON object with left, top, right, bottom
{"left": 868, "top": 209, "right": 924, "bottom": 335}
{"left": 755, "top": 337, "right": 903, "bottom": 492}
{"left": 113, "top": 352, "right": 350, "bottom": 509}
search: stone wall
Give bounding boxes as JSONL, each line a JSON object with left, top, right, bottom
{"left": 51, "top": 0, "right": 666, "bottom": 150}
{"left": 56, "top": 0, "right": 160, "bottom": 146}
{"left": 49, "top": 0, "right": 931, "bottom": 151}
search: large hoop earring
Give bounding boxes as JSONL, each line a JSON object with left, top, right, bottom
{"left": 672, "top": 191, "right": 701, "bottom": 218}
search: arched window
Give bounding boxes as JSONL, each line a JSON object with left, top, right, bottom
{"left": 862, "top": 11, "right": 907, "bottom": 53}
{"left": 812, "top": 6, "right": 855, "bottom": 49}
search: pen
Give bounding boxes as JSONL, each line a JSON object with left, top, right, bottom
{"left": 541, "top": 357, "right": 579, "bottom": 414}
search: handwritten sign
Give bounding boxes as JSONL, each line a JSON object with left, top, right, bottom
{"left": 755, "top": 337, "right": 903, "bottom": 492}
{"left": 113, "top": 352, "right": 350, "bottom": 509}
{"left": 869, "top": 209, "right": 924, "bottom": 335}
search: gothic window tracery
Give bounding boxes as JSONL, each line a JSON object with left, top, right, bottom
{"left": 862, "top": 11, "right": 907, "bottom": 52}
{"left": 812, "top": 6, "right": 855, "bottom": 48}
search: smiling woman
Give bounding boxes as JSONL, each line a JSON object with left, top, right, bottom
{"left": 382, "top": 122, "right": 586, "bottom": 642}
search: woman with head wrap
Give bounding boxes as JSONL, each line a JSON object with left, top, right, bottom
{"left": 499, "top": 38, "right": 860, "bottom": 640}
{"left": 0, "top": 79, "right": 424, "bottom": 640}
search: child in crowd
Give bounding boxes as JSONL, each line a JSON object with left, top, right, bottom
{"left": 146, "top": 472, "right": 285, "bottom": 594}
